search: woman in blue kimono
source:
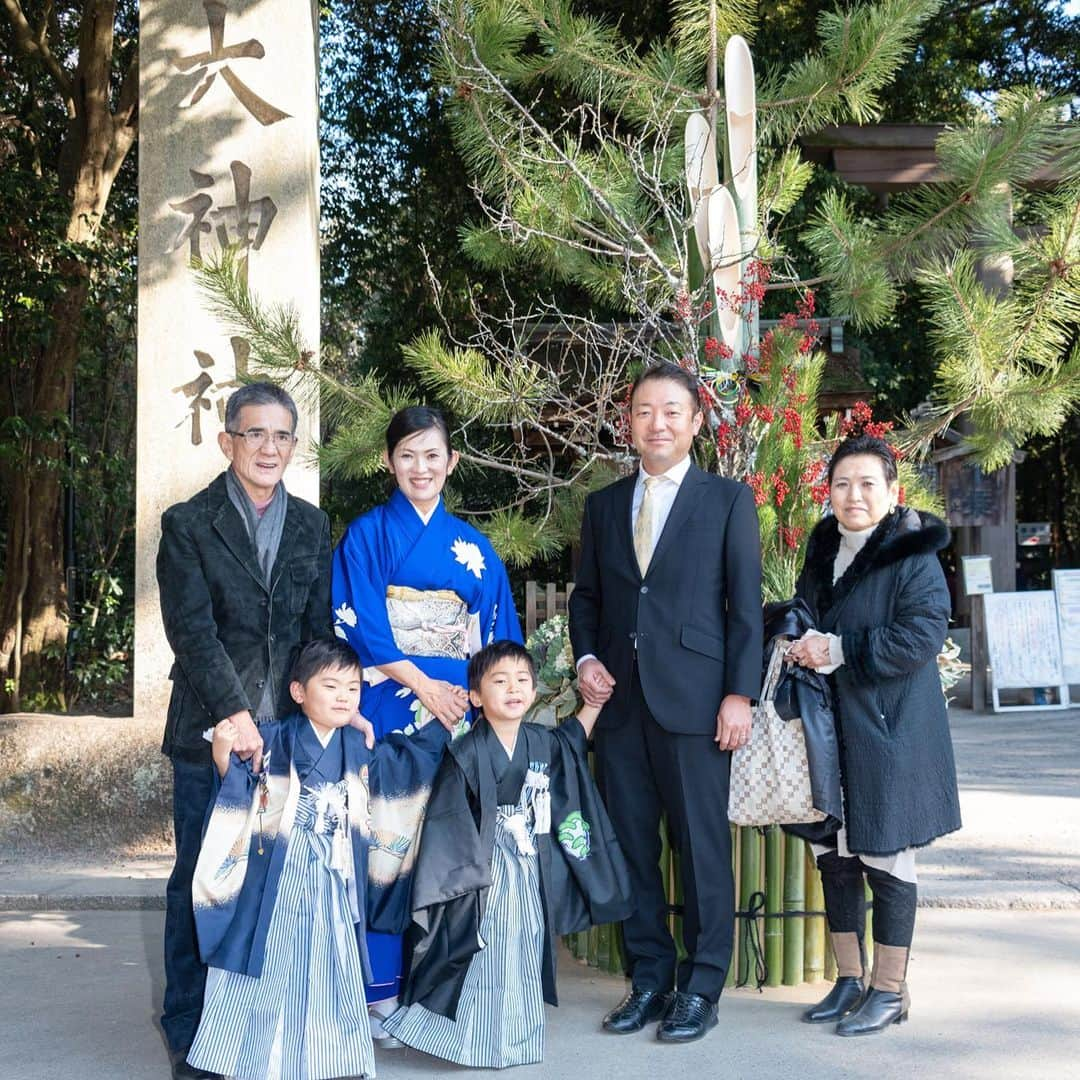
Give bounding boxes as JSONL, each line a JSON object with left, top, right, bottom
{"left": 332, "top": 405, "right": 523, "bottom": 1036}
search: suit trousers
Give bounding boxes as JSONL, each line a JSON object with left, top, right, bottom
{"left": 594, "top": 664, "right": 735, "bottom": 1002}
{"left": 161, "top": 756, "right": 215, "bottom": 1053}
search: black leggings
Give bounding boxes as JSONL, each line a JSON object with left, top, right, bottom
{"left": 816, "top": 849, "right": 917, "bottom": 949}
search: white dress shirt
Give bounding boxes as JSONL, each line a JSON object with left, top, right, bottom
{"left": 577, "top": 455, "right": 693, "bottom": 669}
{"left": 630, "top": 455, "right": 693, "bottom": 564}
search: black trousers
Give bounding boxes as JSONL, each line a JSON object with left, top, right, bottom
{"left": 161, "top": 757, "right": 215, "bottom": 1053}
{"left": 816, "top": 849, "right": 917, "bottom": 948}
{"left": 594, "top": 665, "right": 734, "bottom": 1003}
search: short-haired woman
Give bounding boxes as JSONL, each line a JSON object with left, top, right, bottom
{"left": 787, "top": 434, "right": 961, "bottom": 1036}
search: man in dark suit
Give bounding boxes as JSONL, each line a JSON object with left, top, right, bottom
{"left": 156, "top": 382, "right": 335, "bottom": 1079}
{"left": 569, "top": 362, "right": 762, "bottom": 1043}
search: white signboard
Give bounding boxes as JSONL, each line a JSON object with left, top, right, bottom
{"left": 1052, "top": 570, "right": 1080, "bottom": 685}
{"left": 983, "top": 591, "right": 1070, "bottom": 711}
{"left": 961, "top": 555, "right": 994, "bottom": 596}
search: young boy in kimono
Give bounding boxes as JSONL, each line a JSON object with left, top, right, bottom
{"left": 383, "top": 640, "right": 633, "bottom": 1068}
{"left": 184, "top": 638, "right": 449, "bottom": 1080}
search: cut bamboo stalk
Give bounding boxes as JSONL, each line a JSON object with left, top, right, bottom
{"left": 782, "top": 834, "right": 805, "bottom": 985}
{"left": 765, "top": 825, "right": 784, "bottom": 986}
{"left": 738, "top": 826, "right": 761, "bottom": 984}
{"left": 865, "top": 878, "right": 875, "bottom": 967}
{"left": 804, "top": 846, "right": 826, "bottom": 983}
{"left": 727, "top": 823, "right": 740, "bottom": 988}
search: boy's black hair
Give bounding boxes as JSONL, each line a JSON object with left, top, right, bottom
{"left": 290, "top": 639, "right": 363, "bottom": 685}
{"left": 467, "top": 640, "right": 537, "bottom": 692}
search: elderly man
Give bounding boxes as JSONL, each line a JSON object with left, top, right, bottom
{"left": 156, "top": 382, "right": 332, "bottom": 1079}
{"left": 570, "top": 361, "right": 763, "bottom": 1044}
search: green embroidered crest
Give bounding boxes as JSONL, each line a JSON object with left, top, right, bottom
{"left": 557, "top": 811, "right": 591, "bottom": 861}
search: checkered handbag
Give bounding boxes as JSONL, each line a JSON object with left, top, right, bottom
{"left": 728, "top": 640, "right": 827, "bottom": 827}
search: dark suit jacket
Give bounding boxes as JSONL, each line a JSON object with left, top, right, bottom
{"left": 156, "top": 471, "right": 332, "bottom": 762}
{"left": 569, "top": 463, "right": 763, "bottom": 735}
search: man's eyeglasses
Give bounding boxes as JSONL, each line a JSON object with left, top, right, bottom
{"left": 227, "top": 428, "right": 298, "bottom": 449}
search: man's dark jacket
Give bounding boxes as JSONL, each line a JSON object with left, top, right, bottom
{"left": 569, "top": 463, "right": 763, "bottom": 732}
{"left": 401, "top": 718, "right": 633, "bottom": 1019}
{"left": 156, "top": 471, "right": 332, "bottom": 762}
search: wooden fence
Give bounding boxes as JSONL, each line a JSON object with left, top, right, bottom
{"left": 525, "top": 582, "right": 860, "bottom": 987}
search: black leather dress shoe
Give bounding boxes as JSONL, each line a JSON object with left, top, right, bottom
{"left": 170, "top": 1050, "right": 225, "bottom": 1079}
{"left": 656, "top": 991, "right": 718, "bottom": 1043}
{"left": 835, "top": 986, "right": 910, "bottom": 1037}
{"left": 802, "top": 976, "right": 865, "bottom": 1023}
{"left": 602, "top": 988, "right": 671, "bottom": 1033}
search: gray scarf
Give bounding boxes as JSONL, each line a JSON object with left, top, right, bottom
{"left": 226, "top": 468, "right": 288, "bottom": 722}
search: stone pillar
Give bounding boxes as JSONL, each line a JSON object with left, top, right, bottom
{"left": 135, "top": 1, "right": 321, "bottom": 721}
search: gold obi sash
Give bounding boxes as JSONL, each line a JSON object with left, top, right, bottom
{"left": 384, "top": 584, "right": 478, "bottom": 661}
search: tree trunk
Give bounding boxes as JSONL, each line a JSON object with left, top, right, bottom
{"left": 0, "top": 0, "right": 137, "bottom": 709}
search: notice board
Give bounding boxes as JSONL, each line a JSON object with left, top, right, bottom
{"left": 982, "top": 591, "right": 1070, "bottom": 711}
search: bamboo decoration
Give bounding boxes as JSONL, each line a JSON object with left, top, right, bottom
{"left": 782, "top": 834, "right": 806, "bottom": 985}
{"left": 726, "top": 824, "right": 740, "bottom": 988}
{"left": 737, "top": 826, "right": 762, "bottom": 984}
{"left": 764, "top": 825, "right": 784, "bottom": 986}
{"left": 723, "top": 34, "right": 759, "bottom": 361}
{"left": 804, "top": 847, "right": 826, "bottom": 983}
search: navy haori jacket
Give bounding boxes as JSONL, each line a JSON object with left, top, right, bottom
{"left": 402, "top": 717, "right": 633, "bottom": 1020}
{"left": 191, "top": 711, "right": 448, "bottom": 981}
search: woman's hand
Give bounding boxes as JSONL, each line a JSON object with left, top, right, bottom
{"left": 417, "top": 677, "right": 470, "bottom": 731}
{"left": 787, "top": 634, "right": 832, "bottom": 670}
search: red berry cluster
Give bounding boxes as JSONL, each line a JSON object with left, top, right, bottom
{"left": 780, "top": 525, "right": 805, "bottom": 551}
{"left": 840, "top": 400, "right": 896, "bottom": 441}
{"left": 703, "top": 336, "right": 734, "bottom": 364}
{"left": 771, "top": 468, "right": 790, "bottom": 508}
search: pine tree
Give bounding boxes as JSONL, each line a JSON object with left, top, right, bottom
{"left": 199, "top": 0, "right": 1080, "bottom": 590}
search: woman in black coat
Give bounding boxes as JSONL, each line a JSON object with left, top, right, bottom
{"left": 787, "top": 434, "right": 961, "bottom": 1037}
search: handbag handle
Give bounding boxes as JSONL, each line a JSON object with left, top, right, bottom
{"left": 759, "top": 639, "right": 791, "bottom": 704}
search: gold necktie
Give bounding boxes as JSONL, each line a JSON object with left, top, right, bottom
{"left": 634, "top": 475, "right": 661, "bottom": 576}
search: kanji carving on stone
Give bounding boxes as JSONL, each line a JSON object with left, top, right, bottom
{"left": 173, "top": 0, "right": 291, "bottom": 126}
{"left": 168, "top": 162, "right": 277, "bottom": 279}
{"left": 172, "top": 337, "right": 252, "bottom": 445}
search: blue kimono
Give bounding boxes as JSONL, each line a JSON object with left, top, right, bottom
{"left": 186, "top": 713, "right": 448, "bottom": 1080}
{"left": 332, "top": 488, "right": 523, "bottom": 1001}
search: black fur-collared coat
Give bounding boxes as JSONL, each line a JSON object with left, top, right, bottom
{"left": 795, "top": 507, "right": 961, "bottom": 856}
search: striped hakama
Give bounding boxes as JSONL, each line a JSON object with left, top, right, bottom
{"left": 384, "top": 800, "right": 546, "bottom": 1068}
{"left": 187, "top": 781, "right": 376, "bottom": 1080}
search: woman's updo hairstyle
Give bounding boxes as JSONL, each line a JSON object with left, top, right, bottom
{"left": 386, "top": 406, "right": 453, "bottom": 457}
{"left": 827, "top": 433, "right": 898, "bottom": 486}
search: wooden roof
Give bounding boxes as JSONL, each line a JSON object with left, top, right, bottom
{"left": 799, "top": 123, "right": 1064, "bottom": 191}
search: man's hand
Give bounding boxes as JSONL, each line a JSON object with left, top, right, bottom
{"left": 578, "top": 658, "right": 616, "bottom": 708}
{"left": 211, "top": 717, "right": 239, "bottom": 778}
{"left": 223, "top": 709, "right": 264, "bottom": 772}
{"left": 349, "top": 712, "right": 376, "bottom": 750}
{"left": 715, "top": 694, "right": 752, "bottom": 752}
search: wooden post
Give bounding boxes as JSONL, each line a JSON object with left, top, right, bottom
{"left": 970, "top": 592, "right": 987, "bottom": 711}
